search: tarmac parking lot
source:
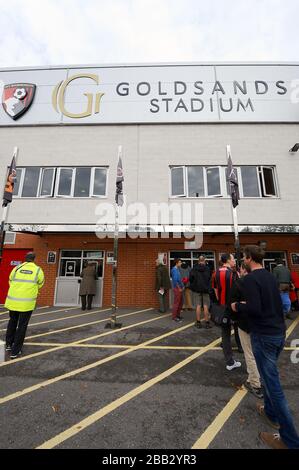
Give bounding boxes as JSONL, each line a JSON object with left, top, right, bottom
{"left": 0, "top": 305, "right": 298, "bottom": 449}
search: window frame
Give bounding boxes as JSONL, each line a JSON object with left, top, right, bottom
{"left": 259, "top": 166, "right": 278, "bottom": 198}
{"left": 38, "top": 167, "right": 56, "bottom": 198}
{"left": 55, "top": 167, "right": 76, "bottom": 198}
{"left": 170, "top": 166, "right": 187, "bottom": 198}
{"left": 205, "top": 166, "right": 223, "bottom": 198}
{"left": 91, "top": 167, "right": 109, "bottom": 198}
{"left": 20, "top": 167, "right": 42, "bottom": 199}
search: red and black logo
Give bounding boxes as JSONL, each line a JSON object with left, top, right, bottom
{"left": 2, "top": 83, "right": 36, "bottom": 120}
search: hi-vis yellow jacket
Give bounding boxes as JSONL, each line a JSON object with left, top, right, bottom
{"left": 5, "top": 262, "right": 45, "bottom": 312}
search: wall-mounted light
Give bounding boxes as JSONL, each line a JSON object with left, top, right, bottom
{"left": 289, "top": 143, "right": 299, "bottom": 152}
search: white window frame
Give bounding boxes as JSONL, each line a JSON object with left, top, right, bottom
{"left": 240, "top": 166, "right": 261, "bottom": 198}
{"left": 55, "top": 167, "right": 75, "bottom": 198}
{"left": 38, "top": 167, "right": 56, "bottom": 198}
{"left": 259, "top": 166, "right": 278, "bottom": 198}
{"left": 186, "top": 165, "right": 205, "bottom": 198}
{"left": 13, "top": 168, "right": 25, "bottom": 198}
{"left": 20, "top": 167, "right": 42, "bottom": 199}
{"left": 73, "top": 167, "right": 93, "bottom": 198}
{"left": 91, "top": 167, "right": 108, "bottom": 198}
{"left": 205, "top": 166, "right": 223, "bottom": 198}
{"left": 170, "top": 166, "right": 186, "bottom": 198}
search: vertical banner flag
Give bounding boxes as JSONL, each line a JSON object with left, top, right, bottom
{"left": 227, "top": 151, "right": 240, "bottom": 208}
{"left": 2, "top": 155, "right": 17, "bottom": 207}
{"left": 115, "top": 146, "right": 124, "bottom": 207}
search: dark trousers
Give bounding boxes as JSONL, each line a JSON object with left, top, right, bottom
{"left": 81, "top": 295, "right": 94, "bottom": 310}
{"left": 251, "top": 333, "right": 299, "bottom": 449}
{"left": 172, "top": 287, "right": 183, "bottom": 319}
{"left": 158, "top": 291, "right": 168, "bottom": 313}
{"left": 221, "top": 322, "right": 242, "bottom": 365}
{"left": 6, "top": 310, "right": 33, "bottom": 355}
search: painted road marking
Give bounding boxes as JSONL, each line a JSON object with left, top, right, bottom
{"left": 0, "top": 309, "right": 159, "bottom": 368}
{"left": 0, "top": 306, "right": 49, "bottom": 318}
{"left": 0, "top": 320, "right": 193, "bottom": 405}
{"left": 25, "top": 308, "right": 154, "bottom": 340}
{"left": 191, "top": 315, "right": 299, "bottom": 449}
{"left": 0, "top": 308, "right": 111, "bottom": 331}
{"left": 36, "top": 335, "right": 222, "bottom": 449}
{"left": 0, "top": 306, "right": 80, "bottom": 325}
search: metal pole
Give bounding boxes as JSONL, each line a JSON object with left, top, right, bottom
{"left": 0, "top": 146, "right": 19, "bottom": 266}
{"left": 226, "top": 145, "right": 241, "bottom": 268}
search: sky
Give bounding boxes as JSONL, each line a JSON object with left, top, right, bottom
{"left": 0, "top": 0, "right": 298, "bottom": 68}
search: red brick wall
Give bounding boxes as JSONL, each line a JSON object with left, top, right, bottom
{"left": 3, "top": 232, "right": 299, "bottom": 308}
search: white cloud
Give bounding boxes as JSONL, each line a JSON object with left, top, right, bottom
{"left": 0, "top": 0, "right": 298, "bottom": 67}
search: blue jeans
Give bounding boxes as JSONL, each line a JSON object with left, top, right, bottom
{"left": 280, "top": 292, "right": 291, "bottom": 315}
{"left": 251, "top": 333, "right": 299, "bottom": 448}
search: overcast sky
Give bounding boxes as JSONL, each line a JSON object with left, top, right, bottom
{"left": 0, "top": 0, "right": 298, "bottom": 68}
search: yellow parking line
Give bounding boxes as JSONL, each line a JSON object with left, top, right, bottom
{"left": 192, "top": 388, "right": 247, "bottom": 449}
{"left": 191, "top": 315, "right": 299, "bottom": 449}
{"left": 25, "top": 342, "right": 130, "bottom": 349}
{"left": 0, "top": 308, "right": 156, "bottom": 368}
{"left": 0, "top": 308, "right": 110, "bottom": 332}
{"left": 0, "top": 319, "right": 192, "bottom": 406}
{"left": 36, "top": 335, "right": 222, "bottom": 449}
{"left": 0, "top": 306, "right": 81, "bottom": 325}
{"left": 0, "top": 306, "right": 50, "bottom": 318}
{"left": 25, "top": 308, "right": 155, "bottom": 340}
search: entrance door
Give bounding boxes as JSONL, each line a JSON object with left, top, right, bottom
{"left": 0, "top": 249, "right": 31, "bottom": 304}
{"left": 55, "top": 250, "right": 105, "bottom": 307}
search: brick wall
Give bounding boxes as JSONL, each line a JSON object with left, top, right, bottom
{"left": 3, "top": 232, "right": 299, "bottom": 308}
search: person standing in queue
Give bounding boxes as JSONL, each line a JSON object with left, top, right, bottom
{"left": 79, "top": 261, "right": 98, "bottom": 310}
{"left": 232, "top": 245, "right": 299, "bottom": 449}
{"left": 213, "top": 253, "right": 242, "bottom": 371}
{"left": 171, "top": 258, "right": 184, "bottom": 323}
{"left": 5, "top": 252, "right": 45, "bottom": 359}
{"left": 155, "top": 258, "right": 172, "bottom": 313}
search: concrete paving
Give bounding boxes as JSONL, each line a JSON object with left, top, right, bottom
{"left": 0, "top": 306, "right": 298, "bottom": 449}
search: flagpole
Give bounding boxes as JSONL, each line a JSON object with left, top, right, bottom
{"left": 0, "top": 147, "right": 19, "bottom": 265}
{"left": 226, "top": 145, "right": 241, "bottom": 268}
{"left": 105, "top": 146, "right": 123, "bottom": 329}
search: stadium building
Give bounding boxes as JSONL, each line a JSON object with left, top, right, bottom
{"left": 0, "top": 62, "right": 299, "bottom": 308}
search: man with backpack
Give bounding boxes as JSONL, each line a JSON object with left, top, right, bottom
{"left": 190, "top": 256, "right": 212, "bottom": 329}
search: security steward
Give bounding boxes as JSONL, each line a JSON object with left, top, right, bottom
{"left": 5, "top": 252, "right": 45, "bottom": 359}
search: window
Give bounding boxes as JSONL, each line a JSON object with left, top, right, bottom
{"left": 39, "top": 168, "right": 55, "bottom": 197}
{"left": 59, "top": 250, "right": 104, "bottom": 278}
{"left": 21, "top": 167, "right": 41, "bottom": 197}
{"left": 92, "top": 168, "right": 107, "bottom": 196}
{"left": 171, "top": 167, "right": 185, "bottom": 197}
{"left": 187, "top": 166, "right": 204, "bottom": 197}
{"left": 13, "top": 168, "right": 23, "bottom": 196}
{"left": 13, "top": 166, "right": 108, "bottom": 199}
{"left": 170, "top": 165, "right": 278, "bottom": 199}
{"left": 170, "top": 251, "right": 216, "bottom": 271}
{"left": 206, "top": 167, "right": 221, "bottom": 197}
{"left": 74, "top": 168, "right": 91, "bottom": 197}
{"left": 241, "top": 167, "right": 260, "bottom": 197}
{"left": 57, "top": 168, "right": 74, "bottom": 197}
{"left": 259, "top": 167, "right": 277, "bottom": 197}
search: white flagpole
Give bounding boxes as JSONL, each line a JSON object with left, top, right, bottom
{"left": 226, "top": 145, "right": 241, "bottom": 266}
{"left": 106, "top": 145, "right": 122, "bottom": 329}
{"left": 0, "top": 147, "right": 19, "bottom": 264}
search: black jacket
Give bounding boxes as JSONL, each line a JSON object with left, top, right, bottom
{"left": 189, "top": 263, "right": 211, "bottom": 294}
{"left": 230, "top": 276, "right": 250, "bottom": 333}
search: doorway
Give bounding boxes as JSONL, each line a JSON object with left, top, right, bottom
{"left": 0, "top": 249, "right": 32, "bottom": 304}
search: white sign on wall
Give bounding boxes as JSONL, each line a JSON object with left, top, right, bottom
{"left": 1, "top": 63, "right": 299, "bottom": 125}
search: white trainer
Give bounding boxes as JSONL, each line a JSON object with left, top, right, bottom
{"left": 226, "top": 360, "right": 242, "bottom": 371}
